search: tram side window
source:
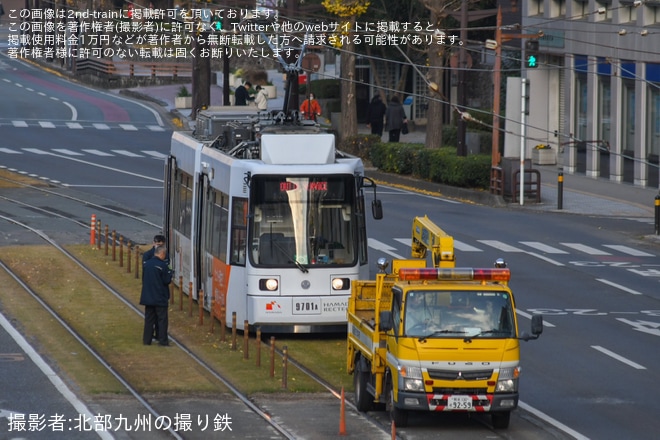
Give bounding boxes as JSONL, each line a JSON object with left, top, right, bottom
{"left": 174, "top": 172, "right": 193, "bottom": 238}
{"left": 230, "top": 197, "right": 248, "bottom": 265}
{"left": 209, "top": 190, "right": 229, "bottom": 261}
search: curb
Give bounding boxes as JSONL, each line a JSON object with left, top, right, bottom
{"left": 366, "top": 169, "right": 506, "bottom": 208}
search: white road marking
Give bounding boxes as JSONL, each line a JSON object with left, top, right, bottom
{"left": 82, "top": 149, "right": 114, "bottom": 156}
{"left": 52, "top": 149, "right": 84, "bottom": 156}
{"left": 368, "top": 238, "right": 405, "bottom": 259}
{"left": 0, "top": 311, "right": 114, "bottom": 440}
{"left": 478, "top": 240, "right": 523, "bottom": 252}
{"left": 591, "top": 345, "right": 646, "bottom": 370}
{"left": 602, "top": 245, "right": 654, "bottom": 257}
{"left": 595, "top": 278, "right": 643, "bottom": 295}
{"left": 518, "top": 401, "right": 590, "bottom": 440}
{"left": 112, "top": 150, "right": 143, "bottom": 157}
{"left": 142, "top": 150, "right": 168, "bottom": 159}
{"left": 561, "top": 243, "right": 611, "bottom": 255}
{"left": 520, "top": 241, "right": 569, "bottom": 254}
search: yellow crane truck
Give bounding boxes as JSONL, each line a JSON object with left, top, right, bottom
{"left": 347, "top": 216, "right": 543, "bottom": 428}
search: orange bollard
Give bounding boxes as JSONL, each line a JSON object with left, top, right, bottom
{"left": 90, "top": 214, "right": 96, "bottom": 245}
{"left": 391, "top": 420, "right": 396, "bottom": 440}
{"left": 339, "top": 386, "right": 347, "bottom": 435}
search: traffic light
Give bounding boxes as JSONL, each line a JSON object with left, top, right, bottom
{"left": 526, "top": 54, "right": 538, "bottom": 68}
{"left": 211, "top": 14, "right": 223, "bottom": 31}
{"left": 525, "top": 39, "right": 539, "bottom": 68}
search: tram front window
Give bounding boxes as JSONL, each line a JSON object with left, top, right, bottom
{"left": 250, "top": 175, "right": 357, "bottom": 267}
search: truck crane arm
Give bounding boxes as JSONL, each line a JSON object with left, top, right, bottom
{"left": 411, "top": 215, "right": 455, "bottom": 268}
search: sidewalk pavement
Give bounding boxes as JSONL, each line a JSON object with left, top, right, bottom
{"left": 117, "top": 82, "right": 660, "bottom": 225}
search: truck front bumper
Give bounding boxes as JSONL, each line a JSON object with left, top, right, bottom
{"left": 396, "top": 391, "right": 518, "bottom": 412}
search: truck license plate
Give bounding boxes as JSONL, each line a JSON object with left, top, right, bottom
{"left": 447, "top": 395, "right": 473, "bottom": 410}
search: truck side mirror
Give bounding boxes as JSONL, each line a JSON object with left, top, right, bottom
{"left": 379, "top": 311, "right": 392, "bottom": 331}
{"left": 531, "top": 314, "right": 543, "bottom": 336}
{"left": 520, "top": 315, "right": 543, "bottom": 341}
{"left": 372, "top": 199, "right": 383, "bottom": 220}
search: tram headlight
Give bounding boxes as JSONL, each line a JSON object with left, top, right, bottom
{"left": 331, "top": 278, "right": 350, "bottom": 290}
{"left": 259, "top": 278, "right": 279, "bottom": 291}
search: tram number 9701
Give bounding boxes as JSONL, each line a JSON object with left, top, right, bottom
{"left": 293, "top": 299, "right": 321, "bottom": 315}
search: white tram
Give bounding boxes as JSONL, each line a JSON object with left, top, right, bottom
{"left": 164, "top": 108, "right": 382, "bottom": 332}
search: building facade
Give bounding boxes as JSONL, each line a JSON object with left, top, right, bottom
{"left": 523, "top": 0, "right": 660, "bottom": 187}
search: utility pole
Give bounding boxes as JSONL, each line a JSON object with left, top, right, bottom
{"left": 491, "top": 6, "right": 503, "bottom": 167}
{"left": 457, "top": 0, "right": 468, "bottom": 156}
{"left": 519, "top": 78, "right": 528, "bottom": 206}
{"left": 191, "top": 27, "right": 210, "bottom": 120}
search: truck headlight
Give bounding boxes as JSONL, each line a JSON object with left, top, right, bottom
{"left": 399, "top": 366, "right": 424, "bottom": 392}
{"left": 496, "top": 378, "right": 518, "bottom": 392}
{"left": 496, "top": 366, "right": 520, "bottom": 393}
{"left": 403, "top": 378, "right": 425, "bottom": 392}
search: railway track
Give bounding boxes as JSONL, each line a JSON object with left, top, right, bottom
{"left": 0, "top": 177, "right": 391, "bottom": 440}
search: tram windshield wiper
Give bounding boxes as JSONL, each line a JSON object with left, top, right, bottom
{"left": 271, "top": 240, "right": 308, "bottom": 273}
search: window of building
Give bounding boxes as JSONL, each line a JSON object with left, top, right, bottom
{"left": 618, "top": 0, "right": 636, "bottom": 23}
{"left": 571, "top": 0, "right": 588, "bottom": 19}
{"left": 528, "top": 0, "right": 544, "bottom": 16}
{"left": 643, "top": 3, "right": 660, "bottom": 26}
{"left": 649, "top": 86, "right": 660, "bottom": 161}
{"left": 550, "top": 0, "right": 566, "bottom": 17}
{"left": 597, "top": 59, "right": 611, "bottom": 148}
{"left": 575, "top": 72, "right": 588, "bottom": 143}
{"left": 623, "top": 80, "right": 636, "bottom": 153}
{"left": 574, "top": 56, "right": 589, "bottom": 145}
{"left": 595, "top": 0, "right": 612, "bottom": 21}
{"left": 599, "top": 78, "right": 611, "bottom": 148}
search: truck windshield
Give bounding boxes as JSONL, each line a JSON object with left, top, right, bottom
{"left": 249, "top": 175, "right": 358, "bottom": 268}
{"left": 404, "top": 290, "right": 514, "bottom": 338}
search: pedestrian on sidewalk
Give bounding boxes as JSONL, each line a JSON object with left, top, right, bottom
{"left": 300, "top": 93, "right": 321, "bottom": 121}
{"left": 385, "top": 96, "right": 407, "bottom": 142}
{"left": 366, "top": 94, "right": 387, "bottom": 137}
{"left": 234, "top": 81, "right": 253, "bottom": 106}
{"left": 254, "top": 85, "right": 269, "bottom": 111}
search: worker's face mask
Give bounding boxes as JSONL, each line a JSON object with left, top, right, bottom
{"left": 309, "top": 94, "right": 314, "bottom": 100}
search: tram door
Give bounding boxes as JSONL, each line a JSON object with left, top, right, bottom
{"left": 193, "top": 173, "right": 207, "bottom": 302}
{"left": 200, "top": 185, "right": 232, "bottom": 320}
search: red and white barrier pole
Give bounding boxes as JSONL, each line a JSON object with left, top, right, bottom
{"left": 90, "top": 214, "right": 96, "bottom": 245}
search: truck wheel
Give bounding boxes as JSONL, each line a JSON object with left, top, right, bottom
{"left": 386, "top": 380, "right": 408, "bottom": 428}
{"left": 491, "top": 412, "right": 511, "bottom": 429}
{"left": 354, "top": 369, "right": 372, "bottom": 412}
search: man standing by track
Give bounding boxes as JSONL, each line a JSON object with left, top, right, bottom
{"left": 140, "top": 246, "right": 172, "bottom": 346}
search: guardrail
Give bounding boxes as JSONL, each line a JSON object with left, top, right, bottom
{"left": 511, "top": 169, "right": 541, "bottom": 203}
